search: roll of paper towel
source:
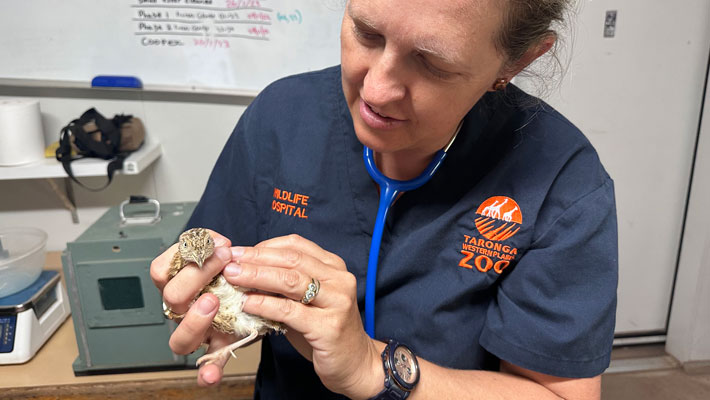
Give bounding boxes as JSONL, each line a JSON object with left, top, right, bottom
{"left": 0, "top": 99, "right": 46, "bottom": 166}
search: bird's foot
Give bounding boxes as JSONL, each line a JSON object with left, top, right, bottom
{"left": 195, "top": 329, "right": 259, "bottom": 368}
{"left": 196, "top": 348, "right": 233, "bottom": 368}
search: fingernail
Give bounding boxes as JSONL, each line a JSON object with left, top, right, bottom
{"left": 223, "top": 263, "right": 241, "bottom": 277}
{"left": 215, "top": 246, "right": 230, "bottom": 261}
{"left": 197, "top": 296, "right": 217, "bottom": 315}
{"left": 215, "top": 236, "right": 228, "bottom": 247}
{"left": 231, "top": 246, "right": 245, "bottom": 258}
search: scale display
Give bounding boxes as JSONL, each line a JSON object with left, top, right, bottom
{"left": 0, "top": 315, "right": 17, "bottom": 353}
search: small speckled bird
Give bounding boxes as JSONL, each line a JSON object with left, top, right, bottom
{"left": 167, "top": 228, "right": 286, "bottom": 367}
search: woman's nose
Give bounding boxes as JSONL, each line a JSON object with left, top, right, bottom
{"left": 362, "top": 52, "right": 406, "bottom": 106}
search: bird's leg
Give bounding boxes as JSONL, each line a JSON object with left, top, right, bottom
{"left": 196, "top": 329, "right": 259, "bottom": 367}
{"left": 228, "top": 329, "right": 259, "bottom": 359}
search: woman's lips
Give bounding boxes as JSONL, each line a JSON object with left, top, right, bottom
{"left": 358, "top": 98, "right": 406, "bottom": 130}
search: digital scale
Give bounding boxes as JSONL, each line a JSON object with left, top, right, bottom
{"left": 0, "top": 270, "right": 71, "bottom": 364}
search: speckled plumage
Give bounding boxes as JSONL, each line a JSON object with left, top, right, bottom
{"left": 168, "top": 228, "right": 285, "bottom": 366}
{"left": 168, "top": 228, "right": 215, "bottom": 279}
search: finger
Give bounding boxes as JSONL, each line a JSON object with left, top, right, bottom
{"left": 169, "top": 293, "right": 219, "bottom": 355}
{"left": 163, "top": 246, "right": 231, "bottom": 314}
{"left": 197, "top": 334, "right": 233, "bottom": 386}
{"left": 150, "top": 230, "right": 231, "bottom": 292}
{"left": 242, "top": 292, "right": 323, "bottom": 334}
{"left": 198, "top": 362, "right": 224, "bottom": 387}
{"left": 205, "top": 229, "right": 232, "bottom": 248}
{"left": 253, "top": 234, "right": 345, "bottom": 269}
{"left": 230, "top": 244, "right": 330, "bottom": 278}
{"left": 150, "top": 242, "right": 179, "bottom": 291}
{"left": 222, "top": 261, "right": 319, "bottom": 303}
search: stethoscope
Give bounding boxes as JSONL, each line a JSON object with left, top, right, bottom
{"left": 362, "top": 121, "right": 462, "bottom": 338}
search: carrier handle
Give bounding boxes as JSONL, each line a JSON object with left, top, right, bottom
{"left": 119, "top": 196, "right": 161, "bottom": 226}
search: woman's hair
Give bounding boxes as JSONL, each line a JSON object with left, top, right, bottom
{"left": 496, "top": 0, "right": 574, "bottom": 94}
{"left": 497, "top": 0, "right": 570, "bottom": 63}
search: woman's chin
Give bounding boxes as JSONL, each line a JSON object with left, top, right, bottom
{"left": 353, "top": 127, "right": 398, "bottom": 153}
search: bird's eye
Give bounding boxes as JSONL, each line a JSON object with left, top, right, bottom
{"left": 182, "top": 242, "right": 188, "bottom": 247}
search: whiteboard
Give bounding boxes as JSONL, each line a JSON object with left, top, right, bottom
{"left": 0, "top": 0, "right": 344, "bottom": 93}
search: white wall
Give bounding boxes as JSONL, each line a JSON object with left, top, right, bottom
{"left": 517, "top": 0, "right": 710, "bottom": 335}
{"left": 0, "top": 87, "right": 250, "bottom": 251}
{"left": 666, "top": 66, "right": 710, "bottom": 365}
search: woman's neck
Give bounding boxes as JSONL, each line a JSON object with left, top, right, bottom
{"left": 374, "top": 121, "right": 462, "bottom": 181}
{"left": 374, "top": 149, "right": 436, "bottom": 181}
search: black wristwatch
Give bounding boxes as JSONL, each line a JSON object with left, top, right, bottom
{"left": 368, "top": 339, "right": 420, "bottom": 400}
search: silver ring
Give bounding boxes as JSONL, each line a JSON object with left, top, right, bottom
{"left": 301, "top": 278, "right": 320, "bottom": 304}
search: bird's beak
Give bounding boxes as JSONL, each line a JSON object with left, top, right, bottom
{"left": 194, "top": 254, "right": 205, "bottom": 269}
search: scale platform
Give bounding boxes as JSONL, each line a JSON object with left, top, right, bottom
{"left": 0, "top": 270, "right": 71, "bottom": 364}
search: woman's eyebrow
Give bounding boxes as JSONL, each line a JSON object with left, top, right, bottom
{"left": 414, "top": 40, "right": 461, "bottom": 66}
{"left": 347, "top": 3, "right": 379, "bottom": 31}
{"left": 347, "top": 3, "right": 462, "bottom": 67}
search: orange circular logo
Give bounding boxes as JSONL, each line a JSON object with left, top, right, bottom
{"left": 475, "top": 196, "right": 522, "bottom": 241}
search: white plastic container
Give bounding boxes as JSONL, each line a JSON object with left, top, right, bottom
{"left": 0, "top": 227, "right": 47, "bottom": 298}
{"left": 0, "top": 98, "right": 46, "bottom": 166}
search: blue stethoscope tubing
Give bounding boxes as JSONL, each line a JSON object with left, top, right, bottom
{"left": 362, "top": 122, "right": 462, "bottom": 338}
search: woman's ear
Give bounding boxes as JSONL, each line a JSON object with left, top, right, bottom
{"left": 494, "top": 32, "right": 557, "bottom": 87}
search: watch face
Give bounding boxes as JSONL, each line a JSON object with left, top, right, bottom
{"left": 392, "top": 346, "right": 419, "bottom": 386}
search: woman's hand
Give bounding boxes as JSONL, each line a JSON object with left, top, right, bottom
{"left": 149, "top": 230, "right": 240, "bottom": 386}
{"left": 223, "top": 234, "right": 384, "bottom": 399}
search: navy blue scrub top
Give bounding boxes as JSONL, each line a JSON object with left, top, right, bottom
{"left": 187, "top": 66, "right": 618, "bottom": 399}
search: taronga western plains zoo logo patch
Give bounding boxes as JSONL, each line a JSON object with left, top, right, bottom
{"left": 458, "top": 196, "right": 522, "bottom": 274}
{"left": 474, "top": 196, "right": 522, "bottom": 240}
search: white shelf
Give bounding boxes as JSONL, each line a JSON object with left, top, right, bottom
{"left": 0, "top": 78, "right": 260, "bottom": 98}
{"left": 0, "top": 141, "right": 162, "bottom": 180}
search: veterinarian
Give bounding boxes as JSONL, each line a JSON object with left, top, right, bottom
{"left": 151, "top": 0, "right": 617, "bottom": 398}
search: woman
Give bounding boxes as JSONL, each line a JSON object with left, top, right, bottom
{"left": 151, "top": 0, "right": 617, "bottom": 398}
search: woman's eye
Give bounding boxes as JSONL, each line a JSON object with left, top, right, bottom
{"left": 418, "top": 54, "right": 454, "bottom": 80}
{"left": 353, "top": 25, "right": 381, "bottom": 43}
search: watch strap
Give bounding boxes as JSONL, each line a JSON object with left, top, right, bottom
{"left": 368, "top": 340, "right": 415, "bottom": 400}
{"left": 371, "top": 387, "right": 409, "bottom": 400}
